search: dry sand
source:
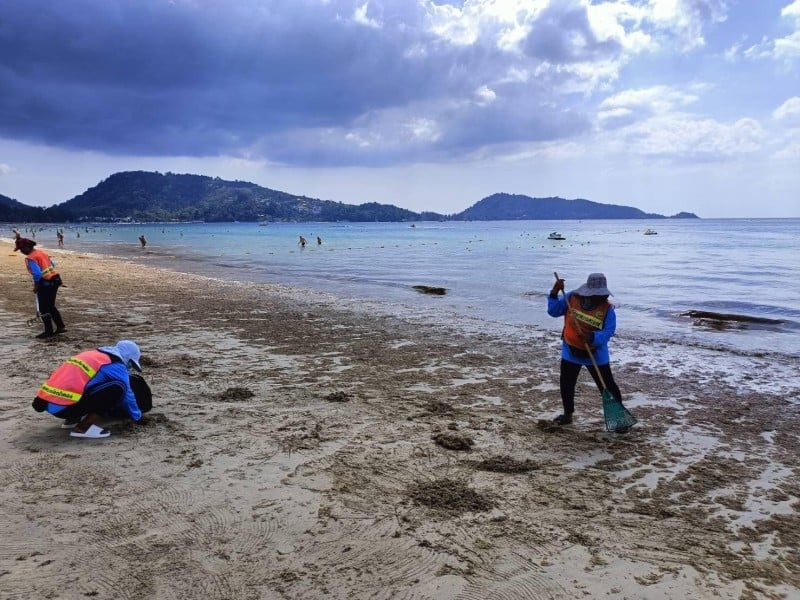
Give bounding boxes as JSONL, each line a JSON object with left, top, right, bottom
{"left": 1, "top": 239, "right": 798, "bottom": 600}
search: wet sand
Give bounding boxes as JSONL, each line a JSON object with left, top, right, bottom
{"left": 1, "top": 238, "right": 798, "bottom": 599}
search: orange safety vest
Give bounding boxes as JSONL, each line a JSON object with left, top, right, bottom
{"left": 37, "top": 350, "right": 112, "bottom": 406}
{"left": 25, "top": 249, "right": 59, "bottom": 281}
{"left": 563, "top": 294, "right": 609, "bottom": 348}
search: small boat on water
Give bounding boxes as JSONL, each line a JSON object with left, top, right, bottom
{"left": 548, "top": 232, "right": 566, "bottom": 240}
{"left": 643, "top": 228, "right": 658, "bottom": 235}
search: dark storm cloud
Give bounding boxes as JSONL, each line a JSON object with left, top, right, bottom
{"left": 1, "top": 1, "right": 424, "bottom": 150}
{"left": 522, "top": 0, "right": 622, "bottom": 62}
{"left": 0, "top": 0, "right": 614, "bottom": 165}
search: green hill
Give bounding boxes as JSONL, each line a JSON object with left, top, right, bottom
{"left": 452, "top": 193, "right": 696, "bottom": 220}
{"left": 0, "top": 193, "right": 49, "bottom": 222}
{"left": 50, "top": 171, "right": 429, "bottom": 223}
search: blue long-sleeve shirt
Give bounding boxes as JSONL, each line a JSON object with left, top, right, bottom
{"left": 547, "top": 291, "right": 616, "bottom": 366}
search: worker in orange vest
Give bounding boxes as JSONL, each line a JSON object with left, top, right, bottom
{"left": 32, "top": 341, "right": 150, "bottom": 439}
{"left": 547, "top": 273, "right": 625, "bottom": 425}
{"left": 14, "top": 237, "right": 66, "bottom": 339}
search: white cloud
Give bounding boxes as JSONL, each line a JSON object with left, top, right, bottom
{"left": 771, "top": 96, "right": 800, "bottom": 159}
{"left": 646, "top": 0, "right": 728, "bottom": 52}
{"left": 737, "top": 1, "right": 800, "bottom": 62}
{"left": 773, "top": 140, "right": 800, "bottom": 159}
{"left": 773, "top": 96, "right": 800, "bottom": 121}
{"left": 783, "top": 0, "right": 800, "bottom": 19}
{"left": 353, "top": 2, "right": 381, "bottom": 28}
{"left": 774, "top": 30, "right": 800, "bottom": 60}
{"left": 588, "top": 2, "right": 653, "bottom": 54}
{"left": 344, "top": 131, "right": 373, "bottom": 149}
{"left": 741, "top": 36, "right": 773, "bottom": 60}
{"left": 0, "top": 163, "right": 12, "bottom": 175}
{"left": 775, "top": 1, "right": 800, "bottom": 59}
{"left": 405, "top": 118, "right": 441, "bottom": 142}
{"left": 424, "top": 1, "right": 482, "bottom": 46}
{"left": 474, "top": 85, "right": 497, "bottom": 105}
{"left": 599, "top": 85, "right": 699, "bottom": 116}
{"left": 604, "top": 114, "right": 765, "bottom": 160}
{"left": 598, "top": 106, "right": 633, "bottom": 121}
{"left": 723, "top": 39, "right": 743, "bottom": 62}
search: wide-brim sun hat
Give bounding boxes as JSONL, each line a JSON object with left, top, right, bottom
{"left": 98, "top": 340, "right": 143, "bottom": 372}
{"left": 574, "top": 273, "right": 612, "bottom": 296}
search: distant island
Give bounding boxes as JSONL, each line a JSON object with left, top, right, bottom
{"left": 451, "top": 193, "right": 696, "bottom": 221}
{"left": 0, "top": 171, "right": 698, "bottom": 223}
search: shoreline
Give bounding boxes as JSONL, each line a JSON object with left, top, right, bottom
{"left": 1, "top": 239, "right": 799, "bottom": 599}
{"left": 11, "top": 221, "right": 800, "bottom": 363}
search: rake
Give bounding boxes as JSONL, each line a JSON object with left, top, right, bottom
{"left": 26, "top": 296, "right": 50, "bottom": 327}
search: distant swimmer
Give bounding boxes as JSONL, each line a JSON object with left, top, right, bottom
{"left": 317, "top": 236, "right": 322, "bottom": 245}
{"left": 299, "top": 236, "right": 307, "bottom": 248}
{"left": 139, "top": 235, "right": 147, "bottom": 248}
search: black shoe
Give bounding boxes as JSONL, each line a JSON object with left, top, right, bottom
{"left": 35, "top": 332, "right": 55, "bottom": 339}
{"left": 55, "top": 327, "right": 67, "bottom": 334}
{"left": 553, "top": 413, "right": 573, "bottom": 425}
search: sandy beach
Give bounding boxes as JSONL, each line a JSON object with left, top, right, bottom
{"left": 1, "top": 238, "right": 798, "bottom": 600}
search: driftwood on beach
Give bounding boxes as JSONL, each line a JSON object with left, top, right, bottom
{"left": 412, "top": 285, "right": 447, "bottom": 295}
{"left": 680, "top": 310, "right": 783, "bottom": 324}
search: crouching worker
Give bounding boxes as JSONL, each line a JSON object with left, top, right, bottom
{"left": 32, "top": 340, "right": 150, "bottom": 439}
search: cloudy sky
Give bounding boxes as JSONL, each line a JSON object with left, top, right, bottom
{"left": 1, "top": 0, "right": 798, "bottom": 218}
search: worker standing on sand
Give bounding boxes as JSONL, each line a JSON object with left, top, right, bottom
{"left": 14, "top": 237, "right": 66, "bottom": 339}
{"left": 547, "top": 273, "right": 626, "bottom": 425}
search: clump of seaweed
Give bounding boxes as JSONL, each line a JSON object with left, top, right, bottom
{"left": 424, "top": 400, "right": 455, "bottom": 415}
{"left": 408, "top": 478, "right": 493, "bottom": 514}
{"left": 432, "top": 432, "right": 474, "bottom": 451}
{"left": 325, "top": 391, "right": 351, "bottom": 402}
{"left": 218, "top": 386, "right": 255, "bottom": 402}
{"left": 112, "top": 412, "right": 170, "bottom": 434}
{"left": 475, "top": 455, "right": 538, "bottom": 473}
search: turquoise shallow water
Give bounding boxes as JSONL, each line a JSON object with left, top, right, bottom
{"left": 18, "top": 218, "right": 800, "bottom": 360}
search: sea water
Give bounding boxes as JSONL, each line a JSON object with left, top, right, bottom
{"left": 19, "top": 219, "right": 800, "bottom": 395}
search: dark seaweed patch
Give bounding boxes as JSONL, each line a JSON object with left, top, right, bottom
{"left": 408, "top": 478, "right": 493, "bottom": 513}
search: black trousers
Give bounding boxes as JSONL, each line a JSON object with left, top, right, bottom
{"left": 37, "top": 280, "right": 65, "bottom": 334}
{"left": 35, "top": 385, "right": 125, "bottom": 422}
{"left": 559, "top": 359, "right": 622, "bottom": 415}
